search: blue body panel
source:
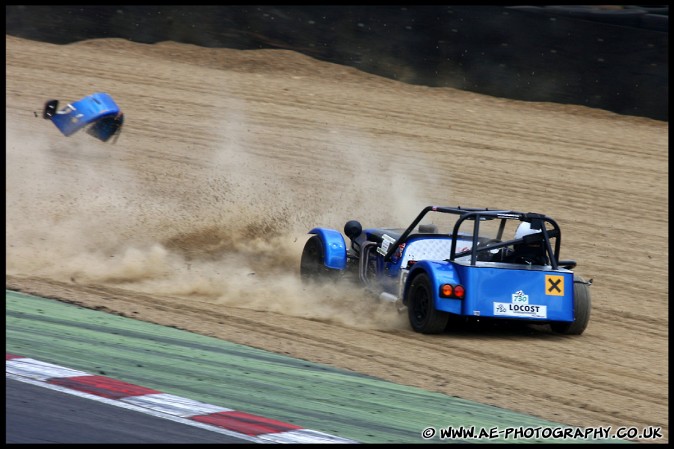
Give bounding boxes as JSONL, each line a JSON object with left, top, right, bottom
{"left": 451, "top": 262, "right": 574, "bottom": 322}
{"left": 308, "top": 228, "right": 347, "bottom": 270}
{"left": 49, "top": 92, "right": 121, "bottom": 137}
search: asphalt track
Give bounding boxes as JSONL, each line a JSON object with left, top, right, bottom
{"left": 6, "top": 290, "right": 621, "bottom": 444}
{"left": 6, "top": 378, "right": 248, "bottom": 443}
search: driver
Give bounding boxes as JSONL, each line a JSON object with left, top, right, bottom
{"left": 503, "top": 221, "right": 549, "bottom": 265}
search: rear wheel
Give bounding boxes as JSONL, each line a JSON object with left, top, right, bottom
{"left": 550, "top": 275, "right": 591, "bottom": 335}
{"left": 407, "top": 273, "right": 449, "bottom": 334}
{"left": 300, "top": 235, "right": 340, "bottom": 284}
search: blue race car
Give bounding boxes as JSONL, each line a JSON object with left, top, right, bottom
{"left": 300, "top": 206, "right": 592, "bottom": 335}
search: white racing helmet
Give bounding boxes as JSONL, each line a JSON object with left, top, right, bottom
{"left": 515, "top": 221, "right": 542, "bottom": 240}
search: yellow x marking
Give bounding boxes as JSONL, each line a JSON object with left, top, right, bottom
{"left": 545, "top": 275, "right": 564, "bottom": 296}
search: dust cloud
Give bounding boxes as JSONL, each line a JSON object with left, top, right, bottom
{"left": 6, "top": 109, "right": 420, "bottom": 332}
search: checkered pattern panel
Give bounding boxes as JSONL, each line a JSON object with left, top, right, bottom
{"left": 401, "top": 238, "right": 473, "bottom": 266}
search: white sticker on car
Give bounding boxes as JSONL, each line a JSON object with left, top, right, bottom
{"left": 382, "top": 234, "right": 397, "bottom": 244}
{"left": 377, "top": 234, "right": 397, "bottom": 255}
{"left": 494, "top": 302, "right": 547, "bottom": 319}
{"left": 493, "top": 290, "right": 547, "bottom": 318}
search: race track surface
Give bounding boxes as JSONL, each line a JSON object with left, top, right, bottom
{"left": 5, "top": 35, "right": 668, "bottom": 443}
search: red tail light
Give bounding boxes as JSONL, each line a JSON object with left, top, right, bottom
{"left": 440, "top": 283, "right": 465, "bottom": 299}
{"left": 441, "top": 284, "right": 453, "bottom": 297}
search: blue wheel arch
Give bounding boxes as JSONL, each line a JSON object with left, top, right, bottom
{"left": 404, "top": 260, "right": 463, "bottom": 315}
{"left": 308, "top": 228, "right": 347, "bottom": 270}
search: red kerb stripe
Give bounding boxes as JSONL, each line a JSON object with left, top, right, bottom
{"left": 48, "top": 375, "right": 161, "bottom": 399}
{"left": 192, "top": 410, "right": 303, "bottom": 436}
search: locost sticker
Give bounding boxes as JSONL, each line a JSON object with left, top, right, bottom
{"left": 494, "top": 290, "right": 546, "bottom": 318}
{"left": 494, "top": 302, "right": 547, "bottom": 319}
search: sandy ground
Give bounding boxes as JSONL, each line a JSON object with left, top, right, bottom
{"left": 5, "top": 35, "right": 668, "bottom": 442}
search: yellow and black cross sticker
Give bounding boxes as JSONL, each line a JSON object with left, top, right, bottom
{"left": 545, "top": 275, "right": 565, "bottom": 296}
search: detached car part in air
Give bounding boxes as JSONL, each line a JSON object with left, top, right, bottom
{"left": 43, "top": 92, "right": 124, "bottom": 142}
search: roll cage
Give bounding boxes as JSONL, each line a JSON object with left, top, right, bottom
{"left": 382, "top": 206, "right": 564, "bottom": 269}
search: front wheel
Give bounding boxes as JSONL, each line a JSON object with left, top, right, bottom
{"left": 300, "top": 235, "right": 340, "bottom": 284}
{"left": 550, "top": 275, "right": 592, "bottom": 335}
{"left": 407, "top": 273, "right": 449, "bottom": 334}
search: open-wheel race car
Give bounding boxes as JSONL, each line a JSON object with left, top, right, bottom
{"left": 300, "top": 206, "right": 592, "bottom": 335}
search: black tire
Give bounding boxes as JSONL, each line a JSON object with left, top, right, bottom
{"left": 407, "top": 273, "right": 449, "bottom": 334}
{"left": 550, "top": 275, "right": 591, "bottom": 335}
{"left": 300, "top": 235, "right": 340, "bottom": 284}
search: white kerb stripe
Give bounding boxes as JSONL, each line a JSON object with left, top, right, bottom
{"left": 6, "top": 358, "right": 93, "bottom": 381}
{"left": 259, "top": 428, "right": 359, "bottom": 444}
{"left": 121, "top": 393, "right": 233, "bottom": 417}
